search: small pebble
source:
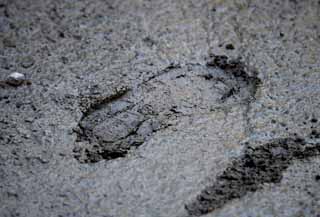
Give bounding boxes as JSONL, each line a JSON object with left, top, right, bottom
{"left": 6, "top": 72, "right": 26, "bottom": 86}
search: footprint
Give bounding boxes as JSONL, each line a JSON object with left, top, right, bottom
{"left": 185, "top": 137, "right": 320, "bottom": 216}
{"left": 74, "top": 56, "right": 261, "bottom": 163}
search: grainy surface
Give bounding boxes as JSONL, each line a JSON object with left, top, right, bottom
{"left": 0, "top": 0, "right": 320, "bottom": 217}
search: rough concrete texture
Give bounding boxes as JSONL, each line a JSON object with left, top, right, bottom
{"left": 0, "top": 0, "right": 319, "bottom": 217}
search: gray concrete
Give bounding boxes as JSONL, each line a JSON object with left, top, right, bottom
{"left": 0, "top": 0, "right": 320, "bottom": 217}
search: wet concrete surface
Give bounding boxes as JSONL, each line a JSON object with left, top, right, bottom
{"left": 0, "top": 0, "right": 320, "bottom": 217}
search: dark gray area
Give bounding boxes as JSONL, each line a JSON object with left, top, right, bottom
{"left": 186, "top": 137, "right": 320, "bottom": 216}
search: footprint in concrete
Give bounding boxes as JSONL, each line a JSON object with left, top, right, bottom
{"left": 74, "top": 56, "right": 261, "bottom": 163}
{"left": 185, "top": 137, "right": 320, "bottom": 216}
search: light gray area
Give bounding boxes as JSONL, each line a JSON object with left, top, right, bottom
{"left": 0, "top": 0, "right": 320, "bottom": 217}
